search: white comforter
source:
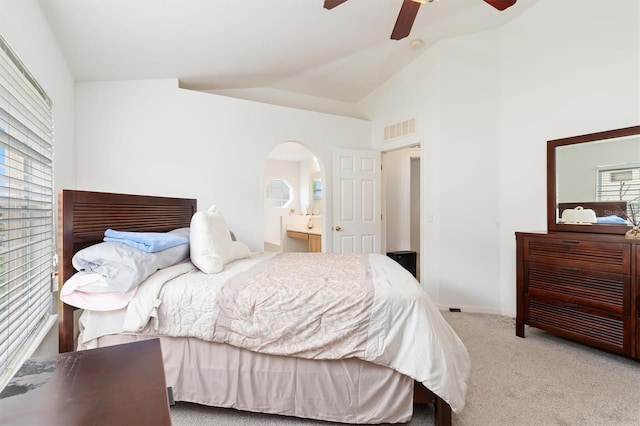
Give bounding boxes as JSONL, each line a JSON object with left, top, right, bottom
{"left": 78, "top": 251, "right": 470, "bottom": 413}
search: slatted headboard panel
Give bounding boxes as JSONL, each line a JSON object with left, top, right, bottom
{"left": 57, "top": 189, "right": 197, "bottom": 352}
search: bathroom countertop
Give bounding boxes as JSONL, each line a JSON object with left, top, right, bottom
{"left": 286, "top": 224, "right": 322, "bottom": 236}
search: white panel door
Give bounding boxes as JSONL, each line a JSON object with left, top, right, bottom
{"left": 332, "top": 149, "right": 381, "bottom": 253}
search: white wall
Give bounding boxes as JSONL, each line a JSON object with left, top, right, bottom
{"left": 75, "top": 80, "right": 371, "bottom": 251}
{"left": 359, "top": 30, "right": 502, "bottom": 311}
{"left": 383, "top": 147, "right": 420, "bottom": 252}
{"left": 360, "top": 0, "right": 640, "bottom": 315}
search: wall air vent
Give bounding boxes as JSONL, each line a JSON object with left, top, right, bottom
{"left": 384, "top": 118, "right": 416, "bottom": 141}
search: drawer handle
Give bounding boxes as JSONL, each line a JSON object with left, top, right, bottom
{"left": 562, "top": 267, "right": 580, "bottom": 273}
{"left": 562, "top": 240, "right": 580, "bottom": 245}
{"left": 564, "top": 302, "right": 580, "bottom": 309}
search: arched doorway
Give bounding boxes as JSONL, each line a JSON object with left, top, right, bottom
{"left": 263, "top": 142, "right": 323, "bottom": 252}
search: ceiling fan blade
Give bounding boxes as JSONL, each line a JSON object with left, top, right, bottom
{"left": 483, "top": 0, "right": 517, "bottom": 11}
{"left": 323, "top": 0, "right": 348, "bottom": 9}
{"left": 390, "top": 0, "right": 421, "bottom": 41}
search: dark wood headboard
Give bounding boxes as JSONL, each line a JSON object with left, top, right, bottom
{"left": 57, "top": 190, "right": 197, "bottom": 352}
{"left": 558, "top": 201, "right": 628, "bottom": 219}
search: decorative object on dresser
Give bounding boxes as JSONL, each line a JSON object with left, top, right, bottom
{"left": 517, "top": 125, "right": 640, "bottom": 358}
{"left": 624, "top": 200, "right": 640, "bottom": 238}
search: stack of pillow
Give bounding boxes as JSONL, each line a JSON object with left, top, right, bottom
{"left": 61, "top": 205, "right": 250, "bottom": 311}
{"left": 61, "top": 228, "right": 190, "bottom": 311}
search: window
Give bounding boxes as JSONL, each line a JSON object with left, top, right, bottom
{"left": 0, "top": 34, "right": 54, "bottom": 388}
{"left": 597, "top": 164, "right": 640, "bottom": 219}
{"left": 312, "top": 179, "right": 322, "bottom": 200}
{"left": 266, "top": 179, "right": 292, "bottom": 208}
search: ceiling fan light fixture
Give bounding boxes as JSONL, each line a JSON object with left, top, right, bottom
{"left": 411, "top": 0, "right": 426, "bottom": 3}
{"left": 410, "top": 39, "right": 424, "bottom": 49}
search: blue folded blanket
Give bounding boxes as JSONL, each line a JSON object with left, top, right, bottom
{"left": 595, "top": 215, "right": 628, "bottom": 224}
{"left": 104, "top": 229, "right": 188, "bottom": 253}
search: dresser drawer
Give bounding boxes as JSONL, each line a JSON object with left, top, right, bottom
{"left": 527, "top": 296, "right": 630, "bottom": 356}
{"left": 526, "top": 262, "right": 630, "bottom": 315}
{"left": 524, "top": 237, "right": 630, "bottom": 274}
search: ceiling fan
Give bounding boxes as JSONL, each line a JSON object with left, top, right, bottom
{"left": 323, "top": 0, "right": 517, "bottom": 40}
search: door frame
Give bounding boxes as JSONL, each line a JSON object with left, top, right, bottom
{"left": 381, "top": 141, "right": 422, "bottom": 277}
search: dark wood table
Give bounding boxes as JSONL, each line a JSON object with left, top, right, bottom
{"left": 0, "top": 338, "right": 171, "bottom": 425}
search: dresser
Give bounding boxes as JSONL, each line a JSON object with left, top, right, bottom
{"left": 516, "top": 231, "right": 637, "bottom": 358}
{"left": 517, "top": 125, "right": 640, "bottom": 358}
{"left": 0, "top": 339, "right": 171, "bottom": 425}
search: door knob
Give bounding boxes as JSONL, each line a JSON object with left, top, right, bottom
{"left": 334, "top": 225, "right": 342, "bottom": 231}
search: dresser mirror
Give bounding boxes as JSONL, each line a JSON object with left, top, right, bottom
{"left": 547, "top": 125, "right": 640, "bottom": 234}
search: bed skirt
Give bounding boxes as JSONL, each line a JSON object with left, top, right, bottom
{"left": 97, "top": 334, "right": 414, "bottom": 424}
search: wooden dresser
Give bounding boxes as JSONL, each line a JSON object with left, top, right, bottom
{"left": 516, "top": 231, "right": 637, "bottom": 358}
{"left": 0, "top": 339, "right": 171, "bottom": 425}
{"left": 519, "top": 125, "right": 640, "bottom": 359}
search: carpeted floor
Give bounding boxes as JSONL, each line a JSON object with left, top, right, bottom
{"left": 171, "top": 311, "right": 640, "bottom": 425}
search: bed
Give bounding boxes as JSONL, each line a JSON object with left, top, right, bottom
{"left": 57, "top": 189, "right": 470, "bottom": 426}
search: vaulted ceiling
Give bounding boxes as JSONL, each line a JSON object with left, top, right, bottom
{"left": 39, "top": 0, "right": 540, "bottom": 108}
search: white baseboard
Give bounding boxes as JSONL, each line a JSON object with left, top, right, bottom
{"left": 438, "top": 305, "right": 505, "bottom": 316}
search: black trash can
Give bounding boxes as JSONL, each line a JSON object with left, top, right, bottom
{"left": 387, "top": 250, "right": 417, "bottom": 278}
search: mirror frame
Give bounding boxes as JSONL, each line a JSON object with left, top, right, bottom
{"left": 547, "top": 125, "right": 640, "bottom": 235}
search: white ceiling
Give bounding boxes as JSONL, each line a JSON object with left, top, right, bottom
{"left": 39, "top": 0, "right": 540, "bottom": 106}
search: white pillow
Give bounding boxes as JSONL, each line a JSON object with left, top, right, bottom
{"left": 229, "top": 240, "right": 251, "bottom": 263}
{"left": 190, "top": 205, "right": 233, "bottom": 273}
{"left": 190, "top": 206, "right": 252, "bottom": 273}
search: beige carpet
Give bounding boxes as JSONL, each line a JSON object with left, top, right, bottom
{"left": 171, "top": 312, "right": 640, "bottom": 425}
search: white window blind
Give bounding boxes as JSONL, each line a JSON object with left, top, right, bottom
{"left": 597, "top": 165, "right": 640, "bottom": 219}
{"left": 0, "top": 34, "right": 54, "bottom": 387}
{"left": 597, "top": 166, "right": 640, "bottom": 201}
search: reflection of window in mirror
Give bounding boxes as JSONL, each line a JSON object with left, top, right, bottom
{"left": 312, "top": 179, "right": 322, "bottom": 200}
{"left": 597, "top": 165, "right": 640, "bottom": 201}
{"left": 266, "top": 179, "right": 293, "bottom": 208}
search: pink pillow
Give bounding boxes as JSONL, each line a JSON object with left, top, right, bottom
{"left": 60, "top": 271, "right": 136, "bottom": 311}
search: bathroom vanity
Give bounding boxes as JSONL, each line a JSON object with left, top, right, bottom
{"left": 287, "top": 227, "right": 321, "bottom": 252}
